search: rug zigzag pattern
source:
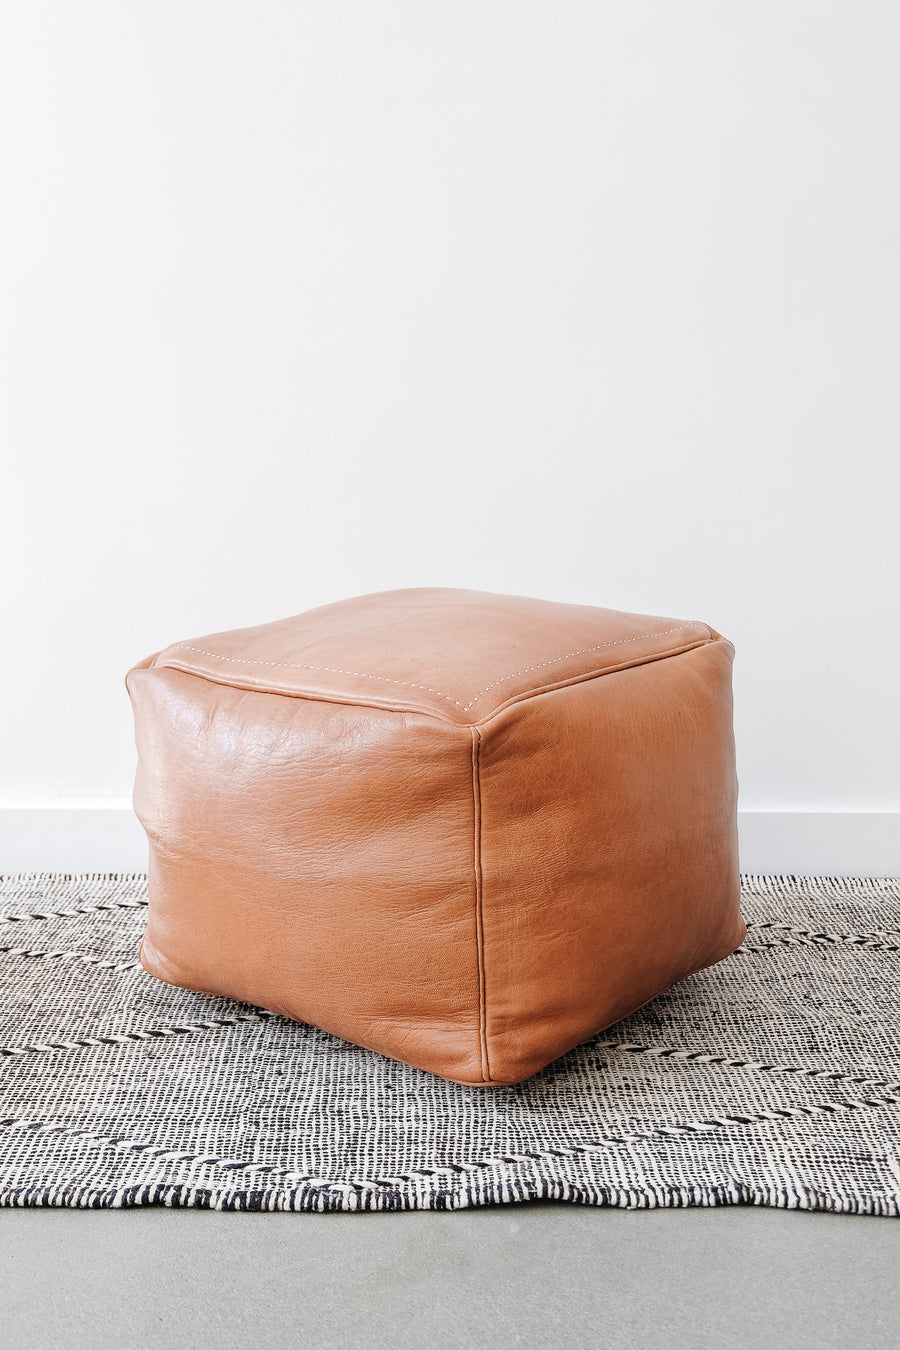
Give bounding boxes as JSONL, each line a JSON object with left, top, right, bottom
{"left": 0, "top": 873, "right": 898, "bottom": 1214}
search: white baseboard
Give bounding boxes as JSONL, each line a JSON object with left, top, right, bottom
{"left": 736, "top": 811, "right": 898, "bottom": 878}
{"left": 0, "top": 803, "right": 147, "bottom": 874}
{"left": 0, "top": 804, "right": 896, "bottom": 877}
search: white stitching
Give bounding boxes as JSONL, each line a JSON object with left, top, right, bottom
{"left": 165, "top": 623, "right": 707, "bottom": 718}
{"left": 164, "top": 646, "right": 467, "bottom": 711}
{"left": 459, "top": 625, "right": 705, "bottom": 711}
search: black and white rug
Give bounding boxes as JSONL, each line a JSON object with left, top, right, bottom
{"left": 1, "top": 874, "right": 898, "bottom": 1214}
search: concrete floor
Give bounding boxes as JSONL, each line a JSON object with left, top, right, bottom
{"left": 2, "top": 1204, "right": 899, "bottom": 1349}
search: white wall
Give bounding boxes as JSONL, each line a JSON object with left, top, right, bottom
{"left": 2, "top": 2, "right": 898, "bottom": 872}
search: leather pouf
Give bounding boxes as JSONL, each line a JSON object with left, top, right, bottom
{"left": 126, "top": 588, "right": 745, "bottom": 1086}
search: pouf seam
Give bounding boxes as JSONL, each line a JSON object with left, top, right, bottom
{"left": 470, "top": 726, "right": 490, "bottom": 1084}
{"left": 460, "top": 622, "right": 708, "bottom": 711}
{"left": 469, "top": 635, "right": 721, "bottom": 729}
{"left": 161, "top": 624, "right": 705, "bottom": 715}
{"left": 162, "top": 643, "right": 468, "bottom": 711}
{"left": 152, "top": 631, "right": 721, "bottom": 729}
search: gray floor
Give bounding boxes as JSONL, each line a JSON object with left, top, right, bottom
{"left": 2, "top": 1204, "right": 899, "bottom": 1350}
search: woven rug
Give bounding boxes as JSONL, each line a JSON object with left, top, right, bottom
{"left": 1, "top": 874, "right": 898, "bottom": 1214}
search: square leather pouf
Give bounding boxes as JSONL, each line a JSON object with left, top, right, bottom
{"left": 126, "top": 588, "right": 745, "bottom": 1086}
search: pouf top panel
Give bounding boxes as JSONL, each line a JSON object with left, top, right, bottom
{"left": 150, "top": 587, "right": 717, "bottom": 727}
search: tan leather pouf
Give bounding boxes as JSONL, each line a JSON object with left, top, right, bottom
{"left": 126, "top": 588, "right": 745, "bottom": 1086}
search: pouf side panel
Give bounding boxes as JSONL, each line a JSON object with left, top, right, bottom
{"left": 476, "top": 638, "right": 743, "bottom": 1085}
{"left": 127, "top": 666, "right": 486, "bottom": 1084}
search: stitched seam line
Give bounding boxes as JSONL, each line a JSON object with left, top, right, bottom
{"left": 471, "top": 727, "right": 490, "bottom": 1084}
{"left": 460, "top": 625, "right": 704, "bottom": 710}
{"left": 163, "top": 623, "right": 706, "bottom": 717}
{"left": 163, "top": 646, "right": 467, "bottom": 711}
